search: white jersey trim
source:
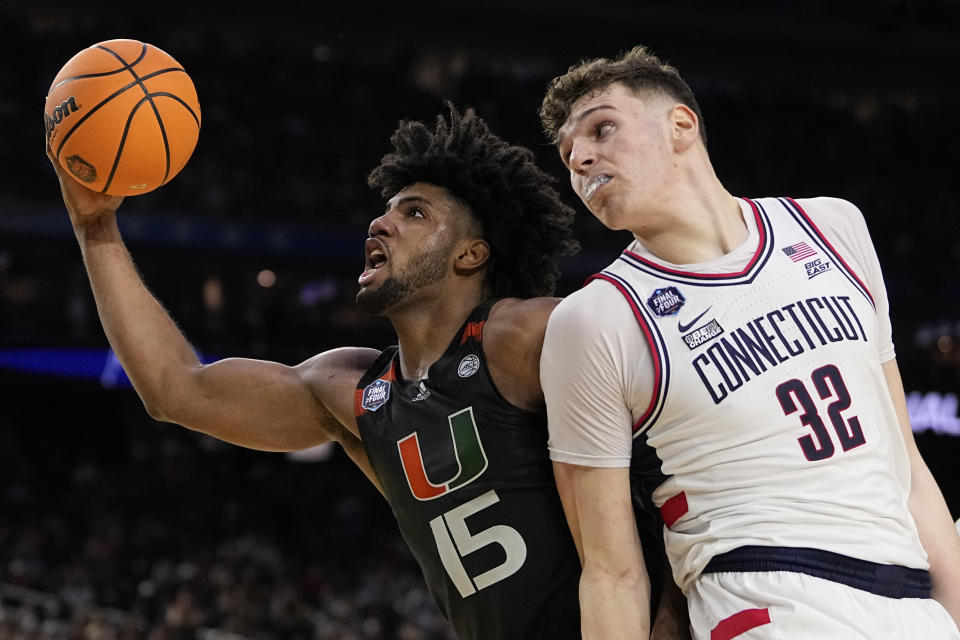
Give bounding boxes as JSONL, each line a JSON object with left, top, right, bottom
{"left": 614, "top": 198, "right": 777, "bottom": 286}
{"left": 780, "top": 197, "right": 875, "bottom": 309}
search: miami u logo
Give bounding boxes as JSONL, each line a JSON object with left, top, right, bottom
{"left": 397, "top": 407, "right": 488, "bottom": 501}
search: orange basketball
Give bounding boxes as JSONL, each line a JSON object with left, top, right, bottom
{"left": 44, "top": 39, "right": 201, "bottom": 196}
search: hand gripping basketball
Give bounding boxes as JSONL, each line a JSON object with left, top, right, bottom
{"left": 46, "top": 143, "right": 124, "bottom": 225}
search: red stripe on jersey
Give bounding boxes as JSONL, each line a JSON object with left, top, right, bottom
{"left": 354, "top": 388, "right": 365, "bottom": 418}
{"left": 660, "top": 491, "right": 688, "bottom": 528}
{"left": 621, "top": 198, "right": 766, "bottom": 279}
{"left": 784, "top": 197, "right": 875, "bottom": 306}
{"left": 459, "top": 320, "right": 485, "bottom": 345}
{"left": 587, "top": 273, "right": 663, "bottom": 432}
{"left": 710, "top": 608, "right": 771, "bottom": 640}
{"left": 383, "top": 362, "right": 397, "bottom": 382}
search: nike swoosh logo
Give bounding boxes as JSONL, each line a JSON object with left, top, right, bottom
{"left": 678, "top": 306, "right": 713, "bottom": 333}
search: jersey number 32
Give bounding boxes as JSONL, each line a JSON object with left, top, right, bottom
{"left": 777, "top": 363, "right": 867, "bottom": 461}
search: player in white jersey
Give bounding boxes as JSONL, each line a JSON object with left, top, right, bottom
{"left": 537, "top": 46, "right": 960, "bottom": 639}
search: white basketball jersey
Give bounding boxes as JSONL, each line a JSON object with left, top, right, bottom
{"left": 592, "top": 197, "right": 927, "bottom": 592}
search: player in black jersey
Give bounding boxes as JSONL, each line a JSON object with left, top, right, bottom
{"left": 48, "top": 103, "right": 684, "bottom": 639}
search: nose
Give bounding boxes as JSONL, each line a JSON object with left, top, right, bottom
{"left": 368, "top": 210, "right": 396, "bottom": 237}
{"left": 568, "top": 138, "right": 595, "bottom": 175}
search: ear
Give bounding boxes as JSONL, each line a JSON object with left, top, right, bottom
{"left": 669, "top": 104, "right": 700, "bottom": 152}
{"left": 453, "top": 237, "right": 491, "bottom": 274}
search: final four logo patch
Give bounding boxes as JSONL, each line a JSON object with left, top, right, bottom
{"left": 361, "top": 378, "right": 391, "bottom": 412}
{"left": 647, "top": 286, "right": 685, "bottom": 317}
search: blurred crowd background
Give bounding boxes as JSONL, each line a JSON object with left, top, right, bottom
{"left": 1, "top": 1, "right": 959, "bottom": 638}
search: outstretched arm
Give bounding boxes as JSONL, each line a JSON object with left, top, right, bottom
{"left": 47, "top": 147, "right": 373, "bottom": 453}
{"left": 884, "top": 359, "right": 960, "bottom": 629}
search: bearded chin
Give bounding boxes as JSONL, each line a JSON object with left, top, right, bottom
{"left": 354, "top": 241, "right": 453, "bottom": 316}
{"left": 355, "top": 277, "right": 408, "bottom": 316}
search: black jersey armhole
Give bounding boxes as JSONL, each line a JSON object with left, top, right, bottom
{"left": 473, "top": 299, "right": 543, "bottom": 418}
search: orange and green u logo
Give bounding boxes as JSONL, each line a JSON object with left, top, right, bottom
{"left": 397, "top": 407, "right": 488, "bottom": 501}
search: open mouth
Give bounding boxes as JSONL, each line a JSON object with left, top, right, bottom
{"left": 359, "top": 238, "right": 388, "bottom": 286}
{"left": 583, "top": 174, "right": 612, "bottom": 202}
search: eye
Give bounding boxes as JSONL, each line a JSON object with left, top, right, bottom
{"left": 409, "top": 207, "right": 425, "bottom": 218}
{"left": 595, "top": 121, "right": 614, "bottom": 139}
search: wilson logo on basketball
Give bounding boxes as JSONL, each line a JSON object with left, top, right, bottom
{"left": 44, "top": 96, "right": 80, "bottom": 143}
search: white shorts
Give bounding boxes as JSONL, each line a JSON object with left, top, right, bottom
{"left": 688, "top": 571, "right": 960, "bottom": 640}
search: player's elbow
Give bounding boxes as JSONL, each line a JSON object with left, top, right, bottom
{"left": 140, "top": 393, "right": 180, "bottom": 424}
{"left": 136, "top": 369, "right": 202, "bottom": 426}
{"left": 140, "top": 394, "right": 213, "bottom": 439}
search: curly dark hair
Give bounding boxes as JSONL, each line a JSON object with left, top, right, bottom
{"left": 540, "top": 45, "right": 705, "bottom": 146}
{"left": 367, "top": 103, "right": 579, "bottom": 299}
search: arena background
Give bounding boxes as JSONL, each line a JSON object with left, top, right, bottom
{"left": 1, "top": 1, "right": 959, "bottom": 637}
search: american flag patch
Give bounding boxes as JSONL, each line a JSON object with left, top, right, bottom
{"left": 782, "top": 241, "right": 817, "bottom": 262}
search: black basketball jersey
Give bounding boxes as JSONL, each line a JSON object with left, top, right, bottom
{"left": 356, "top": 301, "right": 581, "bottom": 640}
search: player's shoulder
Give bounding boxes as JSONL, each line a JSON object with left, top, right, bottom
{"left": 295, "top": 347, "right": 384, "bottom": 435}
{"left": 787, "top": 196, "right": 873, "bottom": 246}
{"left": 791, "top": 196, "right": 863, "bottom": 213}
{"left": 296, "top": 347, "right": 382, "bottom": 389}
{"left": 482, "top": 297, "right": 561, "bottom": 410}
{"left": 551, "top": 279, "right": 635, "bottom": 329}
{"left": 487, "top": 296, "right": 565, "bottom": 334}
{"left": 484, "top": 296, "right": 559, "bottom": 348}
{"left": 790, "top": 196, "right": 867, "bottom": 226}
{"left": 541, "top": 280, "right": 638, "bottom": 356}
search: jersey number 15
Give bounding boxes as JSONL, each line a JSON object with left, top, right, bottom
{"left": 430, "top": 490, "right": 528, "bottom": 598}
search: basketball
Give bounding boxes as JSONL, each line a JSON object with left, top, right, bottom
{"left": 44, "top": 39, "right": 201, "bottom": 196}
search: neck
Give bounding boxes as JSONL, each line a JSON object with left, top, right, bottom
{"left": 388, "top": 282, "right": 487, "bottom": 381}
{"left": 631, "top": 157, "right": 746, "bottom": 265}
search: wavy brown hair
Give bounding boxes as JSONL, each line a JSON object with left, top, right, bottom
{"left": 540, "top": 45, "right": 706, "bottom": 146}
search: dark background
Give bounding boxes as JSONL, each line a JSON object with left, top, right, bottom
{"left": 1, "top": 1, "right": 959, "bottom": 638}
